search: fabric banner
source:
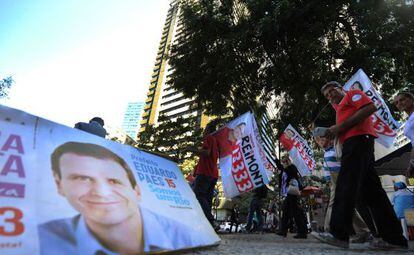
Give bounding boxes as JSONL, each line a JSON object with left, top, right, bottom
{"left": 214, "top": 112, "right": 271, "bottom": 198}
{"left": 279, "top": 124, "right": 315, "bottom": 176}
{"left": 0, "top": 105, "right": 220, "bottom": 255}
{"left": 343, "top": 69, "right": 400, "bottom": 148}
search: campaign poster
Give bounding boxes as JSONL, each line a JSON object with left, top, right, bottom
{"left": 0, "top": 105, "right": 220, "bottom": 255}
{"left": 279, "top": 124, "right": 315, "bottom": 176}
{"left": 213, "top": 112, "right": 271, "bottom": 198}
{"left": 343, "top": 69, "right": 400, "bottom": 148}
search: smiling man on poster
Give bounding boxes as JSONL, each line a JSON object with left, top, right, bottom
{"left": 38, "top": 142, "right": 196, "bottom": 255}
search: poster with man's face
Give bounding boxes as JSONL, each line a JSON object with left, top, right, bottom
{"left": 0, "top": 105, "right": 220, "bottom": 255}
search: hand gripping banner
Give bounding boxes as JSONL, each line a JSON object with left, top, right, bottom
{"left": 0, "top": 105, "right": 219, "bottom": 255}
{"left": 343, "top": 69, "right": 400, "bottom": 148}
{"left": 279, "top": 124, "right": 315, "bottom": 176}
{"left": 213, "top": 112, "right": 271, "bottom": 198}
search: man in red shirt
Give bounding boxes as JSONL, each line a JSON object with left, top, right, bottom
{"left": 313, "top": 81, "right": 407, "bottom": 250}
{"left": 192, "top": 123, "right": 219, "bottom": 227}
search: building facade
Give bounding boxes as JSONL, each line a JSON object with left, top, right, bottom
{"left": 139, "top": 0, "right": 209, "bottom": 135}
{"left": 122, "top": 102, "right": 144, "bottom": 140}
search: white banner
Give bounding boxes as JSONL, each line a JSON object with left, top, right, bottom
{"left": 0, "top": 105, "right": 219, "bottom": 255}
{"left": 343, "top": 69, "right": 400, "bottom": 148}
{"left": 279, "top": 124, "right": 315, "bottom": 176}
{"left": 214, "top": 112, "right": 271, "bottom": 198}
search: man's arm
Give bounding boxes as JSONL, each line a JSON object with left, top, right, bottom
{"left": 327, "top": 103, "right": 377, "bottom": 137}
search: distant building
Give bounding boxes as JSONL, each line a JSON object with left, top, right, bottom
{"left": 122, "top": 102, "right": 144, "bottom": 140}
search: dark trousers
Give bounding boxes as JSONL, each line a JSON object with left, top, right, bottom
{"left": 194, "top": 174, "right": 217, "bottom": 224}
{"left": 229, "top": 220, "right": 239, "bottom": 233}
{"left": 280, "top": 195, "right": 307, "bottom": 235}
{"left": 246, "top": 197, "right": 263, "bottom": 231}
{"left": 330, "top": 135, "right": 406, "bottom": 246}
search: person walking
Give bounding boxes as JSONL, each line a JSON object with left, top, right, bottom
{"left": 314, "top": 81, "right": 407, "bottom": 250}
{"left": 191, "top": 123, "right": 220, "bottom": 230}
{"left": 229, "top": 204, "right": 240, "bottom": 233}
{"left": 276, "top": 157, "right": 308, "bottom": 239}
{"left": 246, "top": 185, "right": 268, "bottom": 233}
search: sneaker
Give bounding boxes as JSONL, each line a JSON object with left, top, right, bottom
{"left": 368, "top": 238, "right": 408, "bottom": 251}
{"left": 311, "top": 232, "right": 349, "bottom": 249}
{"left": 293, "top": 234, "right": 307, "bottom": 239}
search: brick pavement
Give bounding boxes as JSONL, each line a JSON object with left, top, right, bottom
{"left": 183, "top": 233, "right": 414, "bottom": 255}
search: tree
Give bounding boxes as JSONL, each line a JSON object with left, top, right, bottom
{"left": 169, "top": 0, "right": 414, "bottom": 134}
{"left": 136, "top": 114, "right": 203, "bottom": 164}
{"left": 0, "top": 76, "right": 13, "bottom": 98}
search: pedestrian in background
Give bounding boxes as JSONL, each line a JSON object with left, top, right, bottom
{"left": 74, "top": 117, "right": 107, "bottom": 138}
{"left": 246, "top": 185, "right": 268, "bottom": 233}
{"left": 276, "top": 157, "right": 308, "bottom": 239}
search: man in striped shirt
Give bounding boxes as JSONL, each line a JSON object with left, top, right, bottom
{"left": 315, "top": 136, "right": 372, "bottom": 243}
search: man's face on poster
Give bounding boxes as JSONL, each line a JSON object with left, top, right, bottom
{"left": 285, "top": 129, "right": 295, "bottom": 139}
{"left": 350, "top": 81, "right": 364, "bottom": 91}
{"left": 233, "top": 124, "right": 245, "bottom": 140}
{"left": 54, "top": 153, "right": 141, "bottom": 226}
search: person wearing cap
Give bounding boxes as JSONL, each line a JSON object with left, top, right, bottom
{"left": 313, "top": 81, "right": 407, "bottom": 250}
{"left": 75, "top": 117, "right": 107, "bottom": 138}
{"left": 392, "top": 182, "right": 414, "bottom": 219}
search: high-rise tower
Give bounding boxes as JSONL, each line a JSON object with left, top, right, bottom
{"left": 139, "top": 0, "right": 209, "bottom": 134}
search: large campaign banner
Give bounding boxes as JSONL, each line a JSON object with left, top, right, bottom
{"left": 279, "top": 125, "right": 315, "bottom": 176}
{"left": 214, "top": 112, "right": 271, "bottom": 198}
{"left": 343, "top": 69, "right": 400, "bottom": 148}
{"left": 0, "top": 105, "right": 220, "bottom": 255}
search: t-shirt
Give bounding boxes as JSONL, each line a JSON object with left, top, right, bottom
{"left": 323, "top": 146, "right": 340, "bottom": 172}
{"left": 403, "top": 113, "right": 414, "bottom": 146}
{"left": 333, "top": 90, "right": 377, "bottom": 143}
{"left": 195, "top": 135, "right": 219, "bottom": 179}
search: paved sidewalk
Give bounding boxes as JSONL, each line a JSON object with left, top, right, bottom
{"left": 183, "top": 233, "right": 414, "bottom": 255}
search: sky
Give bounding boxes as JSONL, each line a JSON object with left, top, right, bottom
{"left": 0, "top": 0, "right": 169, "bottom": 129}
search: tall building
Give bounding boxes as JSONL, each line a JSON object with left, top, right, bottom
{"left": 139, "top": 0, "right": 210, "bottom": 134}
{"left": 122, "top": 102, "right": 144, "bottom": 139}
{"left": 140, "top": 0, "right": 280, "bottom": 167}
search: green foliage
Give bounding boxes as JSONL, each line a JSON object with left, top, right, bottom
{"left": 169, "top": 0, "right": 414, "bottom": 133}
{"left": 0, "top": 76, "right": 14, "bottom": 98}
{"left": 179, "top": 157, "right": 199, "bottom": 176}
{"left": 136, "top": 115, "right": 203, "bottom": 164}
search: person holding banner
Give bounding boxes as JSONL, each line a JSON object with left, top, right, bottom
{"left": 38, "top": 142, "right": 196, "bottom": 255}
{"left": 191, "top": 123, "right": 220, "bottom": 229}
{"left": 314, "top": 81, "right": 407, "bottom": 249}
{"left": 393, "top": 91, "right": 414, "bottom": 178}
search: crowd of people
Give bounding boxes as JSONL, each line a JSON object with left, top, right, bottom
{"left": 185, "top": 80, "right": 414, "bottom": 251}
{"left": 74, "top": 81, "right": 414, "bottom": 251}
